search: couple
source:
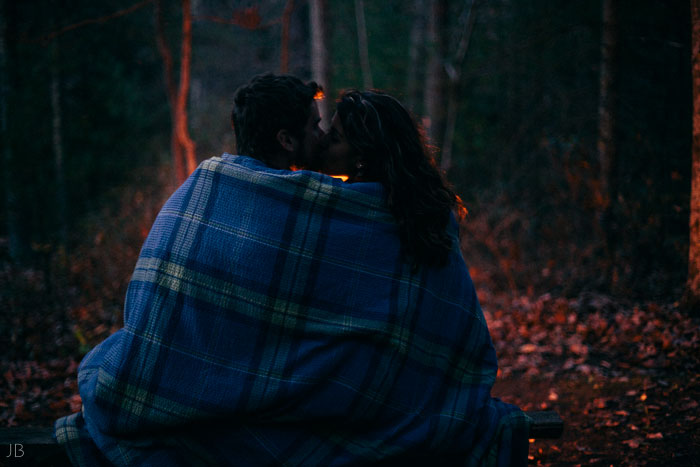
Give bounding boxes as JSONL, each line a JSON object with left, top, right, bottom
{"left": 55, "top": 74, "right": 529, "bottom": 466}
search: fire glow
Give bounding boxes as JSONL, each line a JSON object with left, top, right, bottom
{"left": 290, "top": 165, "right": 348, "bottom": 182}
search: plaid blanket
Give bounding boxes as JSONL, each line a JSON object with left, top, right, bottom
{"left": 55, "top": 154, "right": 529, "bottom": 466}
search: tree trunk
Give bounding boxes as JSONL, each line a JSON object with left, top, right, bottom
{"left": 423, "top": 0, "right": 448, "bottom": 151}
{"left": 309, "top": 0, "right": 330, "bottom": 127}
{"left": 354, "top": 0, "right": 372, "bottom": 89}
{"left": 0, "top": 0, "right": 24, "bottom": 262}
{"left": 687, "top": 0, "right": 700, "bottom": 311}
{"left": 596, "top": 0, "right": 619, "bottom": 289}
{"left": 50, "top": 38, "right": 68, "bottom": 251}
{"left": 176, "top": 0, "right": 197, "bottom": 179}
{"left": 280, "top": 0, "right": 295, "bottom": 73}
{"left": 441, "top": 0, "right": 477, "bottom": 172}
{"left": 155, "top": 0, "right": 197, "bottom": 184}
{"left": 405, "top": 0, "right": 425, "bottom": 114}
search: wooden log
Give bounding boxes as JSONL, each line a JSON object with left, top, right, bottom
{"left": 0, "top": 410, "right": 563, "bottom": 464}
{"left": 0, "top": 426, "right": 69, "bottom": 466}
{"left": 526, "top": 410, "right": 564, "bottom": 439}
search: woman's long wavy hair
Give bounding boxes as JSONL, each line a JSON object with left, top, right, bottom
{"left": 336, "top": 90, "right": 464, "bottom": 269}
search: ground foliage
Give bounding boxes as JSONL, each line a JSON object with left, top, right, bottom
{"left": 483, "top": 291, "right": 700, "bottom": 466}
{"left": 0, "top": 166, "right": 698, "bottom": 466}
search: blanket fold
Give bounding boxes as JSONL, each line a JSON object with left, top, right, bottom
{"left": 55, "top": 154, "right": 528, "bottom": 466}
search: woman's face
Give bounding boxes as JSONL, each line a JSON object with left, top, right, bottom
{"left": 317, "top": 112, "right": 357, "bottom": 178}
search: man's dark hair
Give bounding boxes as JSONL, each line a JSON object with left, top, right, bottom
{"left": 231, "top": 73, "right": 321, "bottom": 163}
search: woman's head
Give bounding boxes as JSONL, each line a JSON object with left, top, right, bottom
{"left": 323, "top": 90, "right": 462, "bottom": 268}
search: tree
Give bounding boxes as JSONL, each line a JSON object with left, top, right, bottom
{"left": 441, "top": 0, "right": 478, "bottom": 172}
{"left": 354, "top": 0, "right": 372, "bottom": 89}
{"left": 309, "top": 0, "right": 331, "bottom": 126}
{"left": 423, "top": 0, "right": 448, "bottom": 150}
{"left": 0, "top": 0, "right": 25, "bottom": 262}
{"left": 50, "top": 32, "right": 68, "bottom": 251}
{"left": 405, "top": 0, "right": 426, "bottom": 114}
{"left": 155, "top": 0, "right": 197, "bottom": 184}
{"left": 596, "top": 0, "right": 619, "bottom": 288}
{"left": 688, "top": 0, "right": 700, "bottom": 311}
{"left": 280, "top": 0, "right": 295, "bottom": 73}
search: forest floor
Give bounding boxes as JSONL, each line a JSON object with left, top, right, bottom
{"left": 1, "top": 167, "right": 699, "bottom": 465}
{"left": 483, "top": 290, "right": 700, "bottom": 466}
{"left": 2, "top": 275, "right": 698, "bottom": 466}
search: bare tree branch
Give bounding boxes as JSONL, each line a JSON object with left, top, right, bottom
{"left": 32, "top": 0, "right": 155, "bottom": 44}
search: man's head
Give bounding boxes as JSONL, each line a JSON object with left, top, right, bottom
{"left": 231, "top": 73, "right": 324, "bottom": 170}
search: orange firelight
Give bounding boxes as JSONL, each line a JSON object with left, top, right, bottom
{"left": 313, "top": 89, "right": 325, "bottom": 100}
{"left": 290, "top": 165, "right": 347, "bottom": 182}
{"left": 455, "top": 195, "right": 468, "bottom": 220}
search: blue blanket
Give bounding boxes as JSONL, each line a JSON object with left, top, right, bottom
{"left": 55, "top": 154, "right": 529, "bottom": 466}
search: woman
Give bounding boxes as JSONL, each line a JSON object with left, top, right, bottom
{"left": 310, "top": 90, "right": 530, "bottom": 464}
{"left": 318, "top": 90, "right": 465, "bottom": 269}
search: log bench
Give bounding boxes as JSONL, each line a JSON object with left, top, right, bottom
{"left": 0, "top": 411, "right": 562, "bottom": 465}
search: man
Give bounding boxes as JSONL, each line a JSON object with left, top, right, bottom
{"left": 54, "top": 73, "right": 330, "bottom": 465}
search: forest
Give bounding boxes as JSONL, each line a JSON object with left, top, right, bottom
{"left": 1, "top": 0, "right": 699, "bottom": 465}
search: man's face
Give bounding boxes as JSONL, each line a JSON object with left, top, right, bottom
{"left": 295, "top": 101, "right": 324, "bottom": 169}
{"left": 315, "top": 112, "right": 356, "bottom": 176}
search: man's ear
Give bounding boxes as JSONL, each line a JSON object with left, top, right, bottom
{"left": 276, "top": 129, "right": 298, "bottom": 153}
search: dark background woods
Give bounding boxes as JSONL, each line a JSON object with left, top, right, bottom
{"left": 1, "top": 0, "right": 698, "bottom": 465}
{"left": 1, "top": 0, "right": 693, "bottom": 298}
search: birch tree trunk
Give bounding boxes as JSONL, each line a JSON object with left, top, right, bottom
{"left": 354, "top": 0, "right": 372, "bottom": 89}
{"left": 596, "top": 0, "right": 619, "bottom": 288}
{"left": 687, "top": 0, "right": 700, "bottom": 311}
{"left": 423, "top": 0, "right": 448, "bottom": 151}
{"left": 309, "top": 0, "right": 331, "bottom": 127}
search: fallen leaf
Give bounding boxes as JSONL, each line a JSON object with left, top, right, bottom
{"left": 622, "top": 438, "right": 642, "bottom": 448}
{"left": 680, "top": 400, "right": 699, "bottom": 411}
{"left": 520, "top": 343, "right": 538, "bottom": 354}
{"left": 646, "top": 432, "right": 663, "bottom": 440}
{"left": 69, "top": 394, "right": 82, "bottom": 412}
